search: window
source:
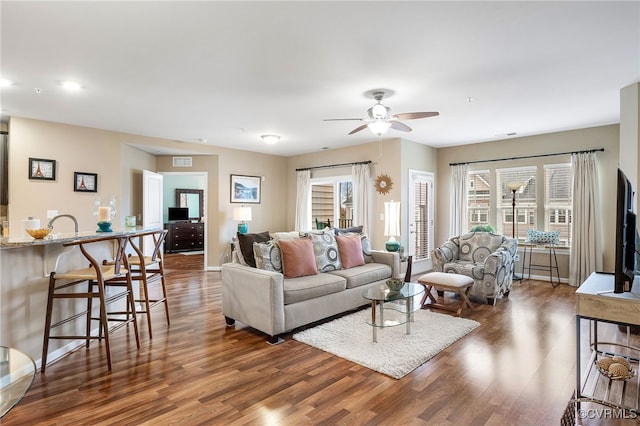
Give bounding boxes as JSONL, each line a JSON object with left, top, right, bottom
{"left": 544, "top": 164, "right": 572, "bottom": 244}
{"left": 408, "top": 170, "right": 434, "bottom": 261}
{"left": 495, "top": 166, "right": 537, "bottom": 240}
{"left": 467, "top": 162, "right": 573, "bottom": 246}
{"left": 467, "top": 170, "right": 490, "bottom": 230}
{"left": 310, "top": 176, "right": 353, "bottom": 229}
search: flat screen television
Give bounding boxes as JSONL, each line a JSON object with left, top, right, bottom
{"left": 614, "top": 168, "right": 636, "bottom": 293}
{"left": 168, "top": 207, "right": 189, "bottom": 222}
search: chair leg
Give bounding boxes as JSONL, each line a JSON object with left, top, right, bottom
{"left": 41, "top": 273, "right": 57, "bottom": 373}
{"left": 95, "top": 279, "right": 112, "bottom": 371}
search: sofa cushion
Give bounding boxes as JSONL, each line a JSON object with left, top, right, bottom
{"left": 253, "top": 241, "right": 282, "bottom": 272}
{"left": 237, "top": 231, "right": 270, "bottom": 268}
{"left": 443, "top": 261, "right": 485, "bottom": 281}
{"left": 328, "top": 263, "right": 392, "bottom": 289}
{"left": 270, "top": 231, "right": 302, "bottom": 240}
{"left": 278, "top": 238, "right": 318, "bottom": 278}
{"left": 336, "top": 233, "right": 365, "bottom": 269}
{"left": 282, "top": 273, "right": 346, "bottom": 304}
{"left": 334, "top": 225, "right": 363, "bottom": 236}
{"left": 306, "top": 230, "right": 342, "bottom": 272}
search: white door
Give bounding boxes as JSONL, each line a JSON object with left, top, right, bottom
{"left": 143, "top": 170, "right": 163, "bottom": 256}
{"left": 408, "top": 170, "right": 434, "bottom": 269}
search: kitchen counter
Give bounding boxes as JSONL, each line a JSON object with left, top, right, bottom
{"left": 0, "top": 227, "right": 162, "bottom": 368}
{"left": 0, "top": 227, "right": 156, "bottom": 249}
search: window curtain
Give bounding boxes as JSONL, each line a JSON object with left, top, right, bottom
{"left": 352, "top": 163, "right": 371, "bottom": 235}
{"left": 569, "top": 152, "right": 602, "bottom": 286}
{"left": 295, "top": 170, "right": 311, "bottom": 231}
{"left": 449, "top": 163, "right": 469, "bottom": 237}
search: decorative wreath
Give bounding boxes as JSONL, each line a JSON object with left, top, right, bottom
{"left": 374, "top": 174, "right": 393, "bottom": 194}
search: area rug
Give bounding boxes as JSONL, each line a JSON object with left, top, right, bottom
{"left": 293, "top": 308, "right": 480, "bottom": 379}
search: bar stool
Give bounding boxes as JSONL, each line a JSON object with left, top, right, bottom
{"left": 108, "top": 230, "right": 170, "bottom": 339}
{"left": 41, "top": 235, "right": 140, "bottom": 373}
{"left": 520, "top": 241, "right": 560, "bottom": 288}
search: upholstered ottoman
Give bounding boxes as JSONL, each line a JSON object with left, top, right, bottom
{"left": 417, "top": 272, "right": 474, "bottom": 317}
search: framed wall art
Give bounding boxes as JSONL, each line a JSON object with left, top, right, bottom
{"left": 29, "top": 157, "right": 56, "bottom": 181}
{"left": 74, "top": 172, "right": 98, "bottom": 192}
{"left": 230, "top": 174, "right": 261, "bottom": 204}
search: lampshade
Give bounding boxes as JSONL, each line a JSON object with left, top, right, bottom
{"left": 368, "top": 120, "right": 391, "bottom": 136}
{"left": 507, "top": 182, "right": 523, "bottom": 192}
{"left": 370, "top": 102, "right": 388, "bottom": 118}
{"left": 233, "top": 207, "right": 252, "bottom": 222}
{"left": 261, "top": 134, "right": 280, "bottom": 144}
{"left": 384, "top": 200, "right": 401, "bottom": 252}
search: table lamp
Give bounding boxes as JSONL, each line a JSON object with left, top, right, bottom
{"left": 233, "top": 206, "right": 252, "bottom": 234}
{"left": 384, "top": 200, "right": 401, "bottom": 252}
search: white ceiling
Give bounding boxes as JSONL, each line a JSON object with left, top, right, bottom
{"left": 1, "top": 1, "right": 639, "bottom": 157}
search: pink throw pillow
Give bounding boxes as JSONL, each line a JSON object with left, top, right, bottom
{"left": 336, "top": 234, "right": 365, "bottom": 269}
{"left": 278, "top": 238, "right": 318, "bottom": 278}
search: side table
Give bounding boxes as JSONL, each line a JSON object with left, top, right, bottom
{"left": 0, "top": 346, "right": 35, "bottom": 418}
{"left": 520, "top": 241, "right": 560, "bottom": 287}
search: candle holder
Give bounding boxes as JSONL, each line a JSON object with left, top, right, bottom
{"left": 93, "top": 195, "right": 117, "bottom": 233}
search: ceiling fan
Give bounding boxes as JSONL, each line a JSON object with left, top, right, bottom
{"left": 324, "top": 90, "right": 439, "bottom": 136}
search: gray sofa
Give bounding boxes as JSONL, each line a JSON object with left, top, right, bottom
{"left": 221, "top": 243, "right": 399, "bottom": 344}
{"left": 431, "top": 231, "right": 518, "bottom": 305}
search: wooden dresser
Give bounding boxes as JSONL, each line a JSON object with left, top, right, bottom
{"left": 164, "top": 222, "right": 204, "bottom": 253}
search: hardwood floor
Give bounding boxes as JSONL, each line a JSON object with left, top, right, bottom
{"left": 4, "top": 259, "right": 639, "bottom": 425}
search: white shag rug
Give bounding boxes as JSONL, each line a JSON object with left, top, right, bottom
{"left": 293, "top": 308, "right": 480, "bottom": 379}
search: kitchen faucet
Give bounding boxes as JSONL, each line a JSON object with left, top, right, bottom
{"left": 47, "top": 214, "right": 79, "bottom": 233}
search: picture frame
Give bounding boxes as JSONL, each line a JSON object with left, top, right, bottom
{"left": 230, "top": 174, "right": 261, "bottom": 204}
{"left": 74, "top": 172, "right": 98, "bottom": 192}
{"left": 28, "top": 157, "right": 56, "bottom": 181}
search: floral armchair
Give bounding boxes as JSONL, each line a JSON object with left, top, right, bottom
{"left": 431, "top": 232, "right": 518, "bottom": 305}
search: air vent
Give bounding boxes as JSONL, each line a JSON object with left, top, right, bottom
{"left": 172, "top": 157, "right": 193, "bottom": 167}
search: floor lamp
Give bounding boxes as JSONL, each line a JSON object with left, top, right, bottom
{"left": 507, "top": 182, "right": 523, "bottom": 280}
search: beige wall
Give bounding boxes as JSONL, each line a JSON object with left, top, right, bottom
{"left": 436, "top": 124, "right": 620, "bottom": 275}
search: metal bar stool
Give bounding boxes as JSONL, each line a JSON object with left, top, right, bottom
{"left": 520, "top": 242, "right": 560, "bottom": 287}
{"left": 107, "top": 230, "right": 170, "bottom": 339}
{"left": 41, "top": 235, "right": 140, "bottom": 373}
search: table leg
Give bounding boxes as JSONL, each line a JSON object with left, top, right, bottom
{"left": 406, "top": 296, "right": 411, "bottom": 335}
{"left": 371, "top": 300, "right": 377, "bottom": 343}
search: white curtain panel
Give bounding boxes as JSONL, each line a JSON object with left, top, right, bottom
{"left": 295, "top": 170, "right": 311, "bottom": 231}
{"left": 352, "top": 163, "right": 371, "bottom": 235}
{"left": 569, "top": 152, "right": 602, "bottom": 286}
{"left": 449, "top": 163, "right": 469, "bottom": 237}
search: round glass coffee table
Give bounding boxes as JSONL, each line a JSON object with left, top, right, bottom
{"left": 363, "top": 283, "right": 425, "bottom": 342}
{"left": 1, "top": 346, "right": 36, "bottom": 419}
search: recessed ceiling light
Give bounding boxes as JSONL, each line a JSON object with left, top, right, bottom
{"left": 465, "top": 97, "right": 474, "bottom": 103}
{"left": 62, "top": 81, "right": 81, "bottom": 90}
{"left": 0, "top": 79, "right": 14, "bottom": 87}
{"left": 34, "top": 87, "right": 44, "bottom": 94}
{"left": 198, "top": 138, "right": 208, "bottom": 143}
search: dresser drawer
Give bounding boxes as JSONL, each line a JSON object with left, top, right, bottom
{"left": 165, "top": 222, "right": 204, "bottom": 253}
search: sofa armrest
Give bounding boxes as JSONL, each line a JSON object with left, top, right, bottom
{"left": 221, "top": 262, "right": 286, "bottom": 337}
{"left": 370, "top": 250, "right": 400, "bottom": 278}
{"left": 432, "top": 240, "right": 459, "bottom": 272}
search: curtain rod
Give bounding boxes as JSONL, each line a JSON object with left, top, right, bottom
{"left": 296, "top": 160, "right": 371, "bottom": 172}
{"left": 449, "top": 148, "right": 604, "bottom": 166}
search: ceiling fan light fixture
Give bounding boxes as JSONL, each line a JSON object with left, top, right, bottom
{"left": 261, "top": 134, "right": 280, "bottom": 144}
{"left": 370, "top": 102, "right": 388, "bottom": 118}
{"left": 368, "top": 120, "right": 391, "bottom": 136}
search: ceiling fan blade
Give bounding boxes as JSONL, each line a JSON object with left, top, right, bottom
{"left": 348, "top": 124, "right": 369, "bottom": 135}
{"left": 392, "top": 112, "right": 439, "bottom": 120}
{"left": 390, "top": 121, "right": 412, "bottom": 132}
{"left": 323, "top": 118, "right": 365, "bottom": 122}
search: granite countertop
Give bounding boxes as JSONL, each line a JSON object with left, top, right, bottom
{"left": 0, "top": 227, "right": 161, "bottom": 249}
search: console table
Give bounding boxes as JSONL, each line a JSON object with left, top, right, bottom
{"left": 575, "top": 272, "right": 640, "bottom": 412}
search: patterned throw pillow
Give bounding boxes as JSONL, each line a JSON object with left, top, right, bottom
{"left": 253, "top": 241, "right": 282, "bottom": 272}
{"left": 527, "top": 229, "right": 560, "bottom": 245}
{"left": 306, "top": 230, "right": 342, "bottom": 272}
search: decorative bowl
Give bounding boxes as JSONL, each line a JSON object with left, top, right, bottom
{"left": 386, "top": 278, "right": 405, "bottom": 292}
{"left": 25, "top": 227, "right": 52, "bottom": 239}
{"left": 595, "top": 356, "right": 636, "bottom": 381}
